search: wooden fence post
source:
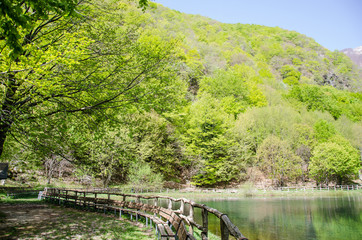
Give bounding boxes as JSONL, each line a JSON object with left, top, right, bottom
{"left": 95, "top": 193, "right": 97, "bottom": 211}
{"left": 189, "top": 204, "right": 194, "bottom": 235}
{"left": 154, "top": 198, "right": 158, "bottom": 217}
{"left": 65, "top": 190, "right": 68, "bottom": 205}
{"left": 220, "top": 218, "right": 229, "bottom": 240}
{"left": 75, "top": 191, "right": 78, "bottom": 206}
{"left": 168, "top": 199, "right": 172, "bottom": 210}
{"left": 58, "top": 189, "right": 61, "bottom": 205}
{"left": 201, "top": 208, "right": 208, "bottom": 240}
{"left": 180, "top": 199, "right": 185, "bottom": 215}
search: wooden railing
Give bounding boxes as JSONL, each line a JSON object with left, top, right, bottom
{"left": 43, "top": 188, "right": 248, "bottom": 240}
{"left": 264, "top": 185, "right": 361, "bottom": 192}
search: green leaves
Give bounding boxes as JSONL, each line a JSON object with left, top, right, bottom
{"left": 280, "top": 65, "right": 301, "bottom": 86}
{"left": 1, "top": 0, "right": 361, "bottom": 188}
{"left": 309, "top": 137, "right": 360, "bottom": 185}
{"left": 127, "top": 162, "right": 163, "bottom": 189}
{"left": 287, "top": 84, "right": 362, "bottom": 121}
{"left": 0, "top": 0, "right": 77, "bottom": 58}
{"left": 257, "top": 135, "right": 302, "bottom": 187}
{"left": 314, "top": 120, "right": 336, "bottom": 143}
{"left": 199, "top": 65, "right": 267, "bottom": 119}
{"left": 178, "top": 94, "right": 243, "bottom": 186}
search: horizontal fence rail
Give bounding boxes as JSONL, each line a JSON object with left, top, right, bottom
{"left": 259, "top": 185, "right": 361, "bottom": 192}
{"left": 42, "top": 188, "right": 248, "bottom": 240}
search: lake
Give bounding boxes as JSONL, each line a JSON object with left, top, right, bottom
{"left": 191, "top": 194, "right": 362, "bottom": 240}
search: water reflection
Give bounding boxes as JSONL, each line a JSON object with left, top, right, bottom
{"left": 192, "top": 195, "right": 362, "bottom": 240}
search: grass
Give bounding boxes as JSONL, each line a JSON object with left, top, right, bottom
{"left": 0, "top": 194, "right": 220, "bottom": 240}
{"left": 193, "top": 228, "right": 220, "bottom": 240}
{"left": 140, "top": 188, "right": 362, "bottom": 200}
{"left": 0, "top": 196, "right": 155, "bottom": 240}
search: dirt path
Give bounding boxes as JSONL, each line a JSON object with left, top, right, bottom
{"left": 0, "top": 203, "right": 154, "bottom": 240}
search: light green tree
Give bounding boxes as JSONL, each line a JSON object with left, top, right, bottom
{"left": 290, "top": 124, "right": 316, "bottom": 181}
{"left": 200, "top": 66, "right": 267, "bottom": 119}
{"left": 280, "top": 65, "right": 301, "bottom": 85}
{"left": 309, "top": 137, "right": 360, "bottom": 185}
{"left": 257, "top": 135, "right": 303, "bottom": 187}
{"left": 180, "top": 94, "right": 239, "bottom": 186}
{"left": 125, "top": 111, "right": 183, "bottom": 180}
{"left": 0, "top": 0, "right": 178, "bottom": 158}
{"left": 128, "top": 162, "right": 164, "bottom": 190}
{"left": 314, "top": 119, "right": 336, "bottom": 143}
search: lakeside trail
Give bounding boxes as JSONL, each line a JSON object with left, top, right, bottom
{"left": 0, "top": 203, "right": 154, "bottom": 240}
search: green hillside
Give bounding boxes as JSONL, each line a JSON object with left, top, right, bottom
{"left": 1, "top": 0, "right": 361, "bottom": 188}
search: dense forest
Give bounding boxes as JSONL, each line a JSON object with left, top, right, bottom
{"left": 1, "top": 0, "right": 361, "bottom": 188}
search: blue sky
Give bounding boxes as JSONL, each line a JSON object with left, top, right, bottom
{"left": 153, "top": 0, "right": 362, "bottom": 51}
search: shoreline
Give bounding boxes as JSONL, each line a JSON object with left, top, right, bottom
{"left": 140, "top": 188, "right": 362, "bottom": 200}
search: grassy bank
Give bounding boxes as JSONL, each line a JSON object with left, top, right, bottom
{"left": 0, "top": 196, "right": 155, "bottom": 240}
{"left": 0, "top": 194, "right": 221, "bottom": 240}
{"left": 137, "top": 188, "right": 362, "bottom": 200}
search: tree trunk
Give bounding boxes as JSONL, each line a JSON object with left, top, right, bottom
{"left": 103, "top": 173, "right": 112, "bottom": 188}
{"left": 0, "top": 124, "right": 11, "bottom": 157}
{"left": 0, "top": 73, "right": 19, "bottom": 158}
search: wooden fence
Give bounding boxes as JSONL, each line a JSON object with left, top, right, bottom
{"left": 43, "top": 188, "right": 248, "bottom": 240}
{"left": 263, "top": 185, "right": 361, "bottom": 192}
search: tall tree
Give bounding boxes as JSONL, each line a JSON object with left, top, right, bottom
{"left": 0, "top": 0, "right": 175, "bottom": 158}
{"left": 309, "top": 135, "right": 360, "bottom": 185}
{"left": 179, "top": 94, "right": 239, "bottom": 186}
{"left": 257, "top": 135, "right": 302, "bottom": 187}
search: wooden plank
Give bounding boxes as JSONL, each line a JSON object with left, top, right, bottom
{"left": 170, "top": 219, "right": 179, "bottom": 231}
{"left": 172, "top": 213, "right": 181, "bottom": 223}
{"left": 164, "top": 224, "right": 175, "bottom": 236}
{"left": 157, "top": 224, "right": 167, "bottom": 237}
{"left": 159, "top": 211, "right": 171, "bottom": 220}
{"left": 177, "top": 222, "right": 187, "bottom": 240}
{"left": 161, "top": 208, "right": 173, "bottom": 215}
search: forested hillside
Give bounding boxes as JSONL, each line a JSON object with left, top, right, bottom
{"left": 1, "top": 0, "right": 361, "bottom": 188}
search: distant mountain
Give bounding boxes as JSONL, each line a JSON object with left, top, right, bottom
{"left": 143, "top": 3, "right": 362, "bottom": 90}
{"left": 341, "top": 46, "right": 362, "bottom": 68}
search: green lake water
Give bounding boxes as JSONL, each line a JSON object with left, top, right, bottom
{"left": 190, "top": 194, "right": 362, "bottom": 240}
